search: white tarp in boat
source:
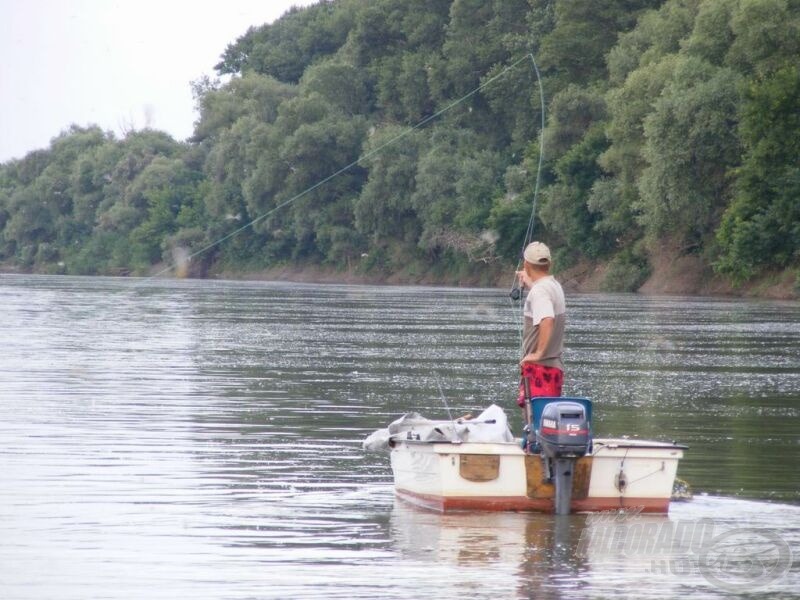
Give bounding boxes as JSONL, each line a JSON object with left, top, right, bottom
{"left": 362, "top": 404, "right": 513, "bottom": 452}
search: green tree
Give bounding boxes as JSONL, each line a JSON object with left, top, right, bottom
{"left": 126, "top": 157, "right": 204, "bottom": 271}
{"left": 215, "top": 1, "right": 354, "bottom": 82}
{"left": 411, "top": 128, "right": 503, "bottom": 258}
{"left": 726, "top": 0, "right": 800, "bottom": 76}
{"left": 539, "top": 125, "right": 612, "bottom": 258}
{"left": 3, "top": 0, "right": 799, "bottom": 289}
{"left": 596, "top": 55, "right": 677, "bottom": 243}
{"left": 539, "top": 0, "right": 664, "bottom": 87}
{"left": 301, "top": 61, "right": 371, "bottom": 116}
{"left": 637, "top": 58, "right": 742, "bottom": 246}
{"left": 192, "top": 73, "right": 295, "bottom": 142}
{"left": 488, "top": 159, "right": 549, "bottom": 262}
{"left": 354, "top": 125, "right": 423, "bottom": 244}
{"left": 716, "top": 64, "right": 800, "bottom": 281}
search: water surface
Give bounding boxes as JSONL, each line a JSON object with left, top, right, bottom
{"left": 1, "top": 275, "right": 798, "bottom": 599}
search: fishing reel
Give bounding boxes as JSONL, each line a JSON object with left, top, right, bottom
{"left": 509, "top": 285, "right": 522, "bottom": 301}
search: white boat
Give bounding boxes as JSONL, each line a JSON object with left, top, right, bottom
{"left": 390, "top": 437, "right": 684, "bottom": 513}
{"left": 365, "top": 401, "right": 687, "bottom": 514}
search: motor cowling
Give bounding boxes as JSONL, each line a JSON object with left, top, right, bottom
{"left": 537, "top": 401, "right": 591, "bottom": 459}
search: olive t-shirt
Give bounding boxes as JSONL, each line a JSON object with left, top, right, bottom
{"left": 522, "top": 275, "right": 566, "bottom": 370}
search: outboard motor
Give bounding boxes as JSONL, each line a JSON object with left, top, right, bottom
{"left": 534, "top": 399, "right": 592, "bottom": 515}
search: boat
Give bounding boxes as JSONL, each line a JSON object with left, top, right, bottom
{"left": 364, "top": 399, "right": 687, "bottom": 514}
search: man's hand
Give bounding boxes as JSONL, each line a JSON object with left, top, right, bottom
{"left": 520, "top": 352, "right": 541, "bottom": 365}
{"left": 516, "top": 269, "right": 533, "bottom": 289}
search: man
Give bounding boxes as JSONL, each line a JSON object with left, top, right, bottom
{"left": 515, "top": 241, "right": 566, "bottom": 414}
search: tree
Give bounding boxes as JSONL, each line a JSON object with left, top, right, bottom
{"left": 596, "top": 56, "right": 678, "bottom": 242}
{"left": 215, "top": 1, "right": 354, "bottom": 82}
{"left": 301, "top": 61, "right": 371, "bottom": 116}
{"left": 2, "top": 0, "right": 799, "bottom": 289}
{"left": 411, "top": 128, "right": 503, "bottom": 257}
{"left": 126, "top": 157, "right": 204, "bottom": 270}
{"left": 726, "top": 0, "right": 800, "bottom": 76}
{"left": 354, "top": 125, "right": 423, "bottom": 244}
{"left": 192, "top": 73, "right": 295, "bottom": 142}
{"left": 539, "top": 125, "right": 612, "bottom": 258}
{"left": 539, "top": 0, "right": 664, "bottom": 87}
{"left": 637, "top": 58, "right": 742, "bottom": 247}
{"left": 716, "top": 63, "right": 800, "bottom": 281}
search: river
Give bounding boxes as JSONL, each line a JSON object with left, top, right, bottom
{"left": 1, "top": 275, "right": 798, "bottom": 599}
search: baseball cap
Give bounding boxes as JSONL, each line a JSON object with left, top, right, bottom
{"left": 523, "top": 241, "right": 551, "bottom": 265}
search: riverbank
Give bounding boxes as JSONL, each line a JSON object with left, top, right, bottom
{"left": 210, "top": 258, "right": 799, "bottom": 300}
{"left": 3, "top": 257, "right": 797, "bottom": 299}
{"left": 558, "top": 255, "right": 799, "bottom": 300}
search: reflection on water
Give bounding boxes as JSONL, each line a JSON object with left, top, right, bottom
{"left": 0, "top": 275, "right": 798, "bottom": 599}
{"left": 391, "top": 498, "right": 800, "bottom": 600}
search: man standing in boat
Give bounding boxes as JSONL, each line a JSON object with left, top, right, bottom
{"left": 515, "top": 241, "right": 566, "bottom": 415}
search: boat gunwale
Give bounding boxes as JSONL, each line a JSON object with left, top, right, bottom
{"left": 390, "top": 437, "right": 688, "bottom": 455}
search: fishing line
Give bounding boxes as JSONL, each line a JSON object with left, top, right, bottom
{"left": 434, "top": 374, "right": 455, "bottom": 423}
{"left": 521, "top": 54, "right": 546, "bottom": 257}
{"left": 146, "top": 52, "right": 541, "bottom": 282}
{"left": 509, "top": 54, "right": 546, "bottom": 355}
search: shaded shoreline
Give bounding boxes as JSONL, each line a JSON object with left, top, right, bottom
{"left": 208, "top": 260, "right": 798, "bottom": 300}
{"left": 2, "top": 260, "right": 796, "bottom": 300}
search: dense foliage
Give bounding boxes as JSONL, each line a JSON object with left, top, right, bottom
{"left": 1, "top": 0, "right": 798, "bottom": 288}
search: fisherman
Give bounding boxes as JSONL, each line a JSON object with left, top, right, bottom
{"left": 515, "top": 241, "right": 566, "bottom": 416}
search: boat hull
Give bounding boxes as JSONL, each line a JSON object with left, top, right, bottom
{"left": 390, "top": 438, "right": 684, "bottom": 514}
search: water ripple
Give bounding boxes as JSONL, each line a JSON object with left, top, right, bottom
{"left": 1, "top": 275, "right": 798, "bottom": 599}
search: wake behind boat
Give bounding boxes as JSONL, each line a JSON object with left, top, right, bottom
{"left": 364, "top": 400, "right": 687, "bottom": 514}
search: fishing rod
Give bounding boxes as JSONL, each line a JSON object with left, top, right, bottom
{"left": 434, "top": 374, "right": 463, "bottom": 443}
{"left": 432, "top": 372, "right": 503, "bottom": 445}
{"left": 435, "top": 374, "right": 455, "bottom": 423}
{"left": 509, "top": 53, "right": 546, "bottom": 303}
{"left": 508, "top": 54, "right": 546, "bottom": 440}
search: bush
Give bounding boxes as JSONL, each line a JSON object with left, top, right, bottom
{"left": 601, "top": 245, "right": 651, "bottom": 292}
